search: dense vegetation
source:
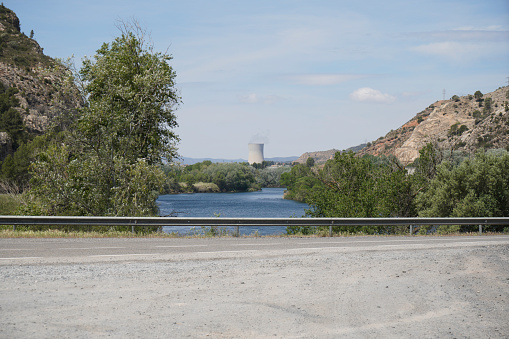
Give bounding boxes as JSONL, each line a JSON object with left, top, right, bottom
{"left": 1, "top": 5, "right": 508, "bottom": 237}
{"left": 162, "top": 160, "right": 290, "bottom": 193}
{"left": 282, "top": 144, "right": 509, "bottom": 235}
{"left": 1, "top": 22, "right": 180, "bottom": 232}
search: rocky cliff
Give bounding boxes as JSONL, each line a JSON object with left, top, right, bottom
{"left": 357, "top": 87, "right": 509, "bottom": 164}
{"left": 293, "top": 149, "right": 340, "bottom": 165}
{"left": 0, "top": 5, "right": 82, "bottom": 158}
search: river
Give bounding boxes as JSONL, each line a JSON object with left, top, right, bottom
{"left": 157, "top": 187, "right": 309, "bottom": 235}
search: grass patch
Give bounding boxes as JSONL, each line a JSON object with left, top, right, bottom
{"left": 0, "top": 229, "right": 182, "bottom": 238}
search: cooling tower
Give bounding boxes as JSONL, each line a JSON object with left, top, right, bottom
{"left": 248, "top": 143, "right": 264, "bottom": 164}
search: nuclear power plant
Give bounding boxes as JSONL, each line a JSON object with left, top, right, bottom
{"left": 248, "top": 143, "right": 264, "bottom": 164}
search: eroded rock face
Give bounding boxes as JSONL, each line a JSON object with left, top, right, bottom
{"left": 0, "top": 6, "right": 83, "bottom": 159}
{"left": 0, "top": 8, "right": 20, "bottom": 32}
{"left": 294, "top": 149, "right": 340, "bottom": 164}
{"left": 358, "top": 87, "right": 509, "bottom": 164}
{"left": 394, "top": 101, "right": 475, "bottom": 164}
{"left": 1, "top": 64, "right": 48, "bottom": 134}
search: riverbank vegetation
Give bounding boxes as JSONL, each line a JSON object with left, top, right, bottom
{"left": 161, "top": 160, "right": 290, "bottom": 193}
{"left": 0, "top": 22, "right": 179, "bottom": 233}
{"left": 283, "top": 144, "right": 509, "bottom": 235}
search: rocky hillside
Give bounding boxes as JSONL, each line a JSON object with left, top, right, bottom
{"left": 294, "top": 144, "right": 368, "bottom": 165}
{"left": 357, "top": 86, "right": 509, "bottom": 164}
{"left": 293, "top": 149, "right": 340, "bottom": 165}
{"left": 0, "top": 5, "right": 82, "bottom": 159}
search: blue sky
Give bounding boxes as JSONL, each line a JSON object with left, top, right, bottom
{"left": 6, "top": 0, "right": 509, "bottom": 159}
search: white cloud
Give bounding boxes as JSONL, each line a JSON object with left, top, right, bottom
{"left": 289, "top": 74, "right": 368, "bottom": 86}
{"left": 350, "top": 88, "right": 396, "bottom": 104}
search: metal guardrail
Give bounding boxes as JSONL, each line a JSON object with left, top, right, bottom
{"left": 1, "top": 216, "right": 509, "bottom": 236}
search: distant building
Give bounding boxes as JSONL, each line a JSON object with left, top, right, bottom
{"left": 248, "top": 143, "right": 264, "bottom": 164}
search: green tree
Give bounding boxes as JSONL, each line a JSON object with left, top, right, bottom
{"left": 415, "top": 150, "right": 509, "bottom": 232}
{"left": 255, "top": 166, "right": 290, "bottom": 188}
{"left": 306, "top": 157, "right": 315, "bottom": 167}
{"left": 79, "top": 22, "right": 180, "bottom": 164}
{"left": 474, "top": 90, "right": 483, "bottom": 101}
{"left": 281, "top": 163, "right": 322, "bottom": 202}
{"left": 412, "top": 142, "right": 442, "bottom": 185}
{"left": 303, "top": 152, "right": 415, "bottom": 234}
{"left": 203, "top": 163, "right": 256, "bottom": 192}
{"left": 307, "top": 152, "right": 413, "bottom": 219}
{"left": 22, "top": 22, "right": 179, "bottom": 220}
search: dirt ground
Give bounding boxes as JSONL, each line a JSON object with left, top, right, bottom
{"left": 1, "top": 242, "right": 508, "bottom": 338}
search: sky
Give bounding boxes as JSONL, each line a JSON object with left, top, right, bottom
{"left": 5, "top": 0, "right": 509, "bottom": 159}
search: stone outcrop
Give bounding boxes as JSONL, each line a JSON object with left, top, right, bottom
{"left": 358, "top": 87, "right": 509, "bottom": 164}
{"left": 0, "top": 5, "right": 82, "bottom": 159}
{"left": 294, "top": 149, "right": 340, "bottom": 165}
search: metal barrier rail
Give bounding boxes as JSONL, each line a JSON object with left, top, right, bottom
{"left": 1, "top": 216, "right": 508, "bottom": 236}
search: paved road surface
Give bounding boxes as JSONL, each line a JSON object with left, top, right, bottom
{"left": 1, "top": 235, "right": 508, "bottom": 338}
{"left": 1, "top": 235, "right": 508, "bottom": 263}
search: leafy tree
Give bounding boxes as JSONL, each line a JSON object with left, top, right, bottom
{"left": 280, "top": 163, "right": 322, "bottom": 202}
{"left": 163, "top": 160, "right": 283, "bottom": 193}
{"left": 306, "top": 157, "right": 315, "bottom": 167}
{"left": 412, "top": 142, "right": 442, "bottom": 184}
{"left": 415, "top": 150, "right": 509, "bottom": 232}
{"left": 255, "top": 166, "right": 290, "bottom": 188}
{"left": 474, "top": 90, "right": 483, "bottom": 101}
{"left": 448, "top": 123, "right": 468, "bottom": 136}
{"left": 251, "top": 160, "right": 274, "bottom": 169}
{"left": 22, "top": 22, "right": 179, "bottom": 220}
{"left": 307, "top": 152, "right": 413, "bottom": 220}
{"left": 203, "top": 163, "right": 256, "bottom": 192}
{"left": 79, "top": 22, "right": 180, "bottom": 164}
{"left": 282, "top": 152, "right": 415, "bottom": 234}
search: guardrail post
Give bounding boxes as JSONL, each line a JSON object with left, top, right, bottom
{"left": 479, "top": 225, "right": 482, "bottom": 235}
{"left": 410, "top": 225, "right": 413, "bottom": 235}
{"left": 13, "top": 225, "right": 15, "bottom": 231}
{"left": 329, "top": 221, "right": 333, "bottom": 237}
{"left": 235, "top": 225, "right": 239, "bottom": 237}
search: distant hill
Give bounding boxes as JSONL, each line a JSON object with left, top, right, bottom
{"left": 293, "top": 144, "right": 367, "bottom": 165}
{"left": 295, "top": 86, "right": 509, "bottom": 165}
{"left": 357, "top": 86, "right": 509, "bottom": 164}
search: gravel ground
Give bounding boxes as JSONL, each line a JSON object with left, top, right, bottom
{"left": 1, "top": 243, "right": 508, "bottom": 338}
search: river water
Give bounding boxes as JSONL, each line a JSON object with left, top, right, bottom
{"left": 157, "top": 187, "right": 309, "bottom": 235}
